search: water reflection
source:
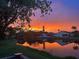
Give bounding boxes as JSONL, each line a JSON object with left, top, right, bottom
{"left": 22, "top": 41, "right": 79, "bottom": 59}
{"left": 16, "top": 29, "right": 79, "bottom": 59}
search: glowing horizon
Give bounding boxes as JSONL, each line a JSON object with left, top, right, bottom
{"left": 31, "top": 19, "right": 79, "bottom": 32}
{"left": 30, "top": 0, "right": 79, "bottom": 32}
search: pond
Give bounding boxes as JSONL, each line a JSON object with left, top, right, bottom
{"left": 22, "top": 40, "right": 79, "bottom": 59}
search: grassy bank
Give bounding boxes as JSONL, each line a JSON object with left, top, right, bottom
{"left": 0, "top": 39, "right": 76, "bottom": 59}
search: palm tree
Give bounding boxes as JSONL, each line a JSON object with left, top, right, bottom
{"left": 72, "top": 26, "right": 77, "bottom": 31}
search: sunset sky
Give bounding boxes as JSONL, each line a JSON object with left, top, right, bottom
{"left": 30, "top": 0, "right": 79, "bottom": 32}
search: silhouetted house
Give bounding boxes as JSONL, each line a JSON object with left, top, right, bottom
{"left": 71, "top": 31, "right": 79, "bottom": 37}
{"left": 46, "top": 32, "right": 54, "bottom": 37}
{"left": 70, "top": 31, "right": 79, "bottom": 42}
{"left": 53, "top": 31, "right": 70, "bottom": 38}
{"left": 39, "top": 33, "right": 49, "bottom": 40}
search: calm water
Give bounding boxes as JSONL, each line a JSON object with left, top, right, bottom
{"left": 22, "top": 41, "right": 79, "bottom": 59}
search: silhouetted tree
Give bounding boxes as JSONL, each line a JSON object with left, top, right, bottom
{"left": 0, "top": 0, "right": 52, "bottom": 39}
{"left": 72, "top": 26, "right": 77, "bottom": 31}
{"left": 71, "top": 26, "right": 79, "bottom": 37}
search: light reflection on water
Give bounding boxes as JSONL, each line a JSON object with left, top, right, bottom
{"left": 22, "top": 42, "right": 79, "bottom": 59}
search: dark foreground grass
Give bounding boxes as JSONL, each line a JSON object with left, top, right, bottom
{"left": 0, "top": 39, "right": 77, "bottom": 59}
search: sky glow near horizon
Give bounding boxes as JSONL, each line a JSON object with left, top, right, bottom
{"left": 30, "top": 0, "right": 79, "bottom": 32}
